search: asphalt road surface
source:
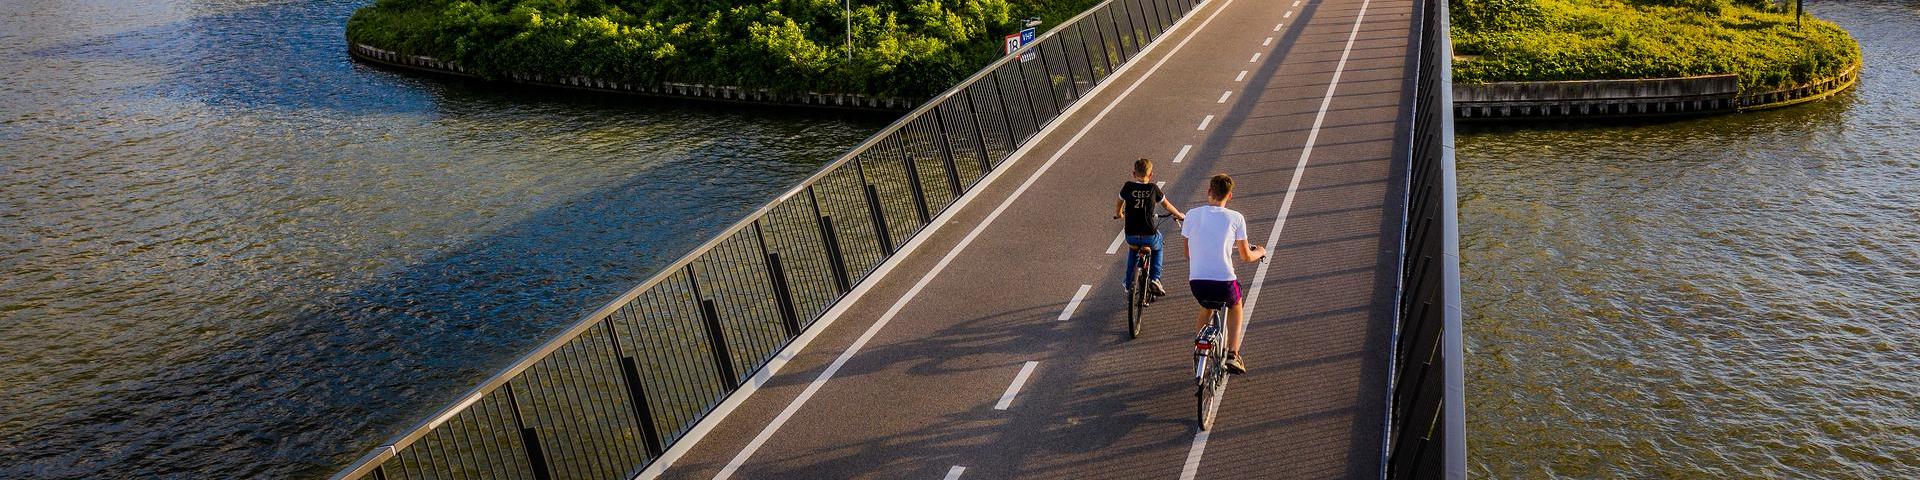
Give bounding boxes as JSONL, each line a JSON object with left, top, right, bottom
{"left": 651, "top": 0, "right": 1418, "bottom": 476}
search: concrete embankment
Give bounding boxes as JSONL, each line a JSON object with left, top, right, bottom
{"left": 1452, "top": 63, "right": 1859, "bottom": 120}
{"left": 348, "top": 43, "right": 918, "bottom": 111}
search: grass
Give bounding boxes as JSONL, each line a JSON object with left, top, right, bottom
{"left": 1451, "top": 0, "right": 1861, "bottom": 90}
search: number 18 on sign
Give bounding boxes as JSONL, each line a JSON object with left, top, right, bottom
{"left": 1004, "top": 27, "right": 1039, "bottom": 62}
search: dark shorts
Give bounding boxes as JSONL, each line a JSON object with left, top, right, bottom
{"left": 1189, "top": 280, "right": 1242, "bottom": 308}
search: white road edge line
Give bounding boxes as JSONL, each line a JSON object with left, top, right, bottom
{"left": 1235, "top": 70, "right": 1248, "bottom": 82}
{"left": 1059, "top": 285, "right": 1092, "bottom": 321}
{"left": 1198, "top": 114, "right": 1214, "bottom": 130}
{"left": 1217, "top": 91, "right": 1232, "bottom": 103}
{"left": 1173, "top": 144, "right": 1193, "bottom": 163}
{"left": 1178, "top": 0, "right": 1372, "bottom": 477}
{"left": 944, "top": 466, "right": 967, "bottom": 480}
{"left": 994, "top": 361, "right": 1041, "bottom": 410}
{"left": 695, "top": 0, "right": 1241, "bottom": 476}
{"left": 1248, "top": 52, "right": 1261, "bottom": 63}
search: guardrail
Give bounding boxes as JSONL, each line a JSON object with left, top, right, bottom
{"left": 1385, "top": 0, "right": 1466, "bottom": 477}
{"left": 330, "top": 0, "right": 1206, "bottom": 477}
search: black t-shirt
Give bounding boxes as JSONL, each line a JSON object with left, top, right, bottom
{"left": 1119, "top": 181, "right": 1165, "bottom": 236}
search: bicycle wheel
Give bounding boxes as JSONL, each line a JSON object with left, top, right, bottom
{"left": 1128, "top": 255, "right": 1147, "bottom": 338}
{"left": 1197, "top": 382, "right": 1212, "bottom": 430}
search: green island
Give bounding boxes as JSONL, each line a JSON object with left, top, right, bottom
{"left": 1451, "top": 0, "right": 1860, "bottom": 90}
{"left": 347, "top": 0, "right": 1863, "bottom": 100}
{"left": 346, "top": 0, "right": 1105, "bottom": 99}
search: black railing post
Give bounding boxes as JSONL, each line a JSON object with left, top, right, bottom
{"left": 765, "top": 253, "right": 802, "bottom": 335}
{"left": 700, "top": 298, "right": 737, "bottom": 385}
{"left": 751, "top": 222, "right": 802, "bottom": 335}
{"left": 618, "top": 356, "right": 665, "bottom": 456}
{"left": 897, "top": 139, "right": 932, "bottom": 224}
{"left": 990, "top": 71, "right": 1021, "bottom": 149}
{"left": 1013, "top": 58, "right": 1043, "bottom": 138}
{"left": 964, "top": 91, "right": 997, "bottom": 173}
{"left": 931, "top": 110, "right": 964, "bottom": 200}
{"left": 1082, "top": 20, "right": 1113, "bottom": 78}
{"left": 818, "top": 215, "right": 852, "bottom": 293}
{"left": 864, "top": 184, "right": 894, "bottom": 254}
{"left": 602, "top": 317, "right": 665, "bottom": 457}
{"left": 1061, "top": 27, "right": 1085, "bottom": 100}
{"left": 686, "top": 266, "right": 739, "bottom": 386}
{"left": 503, "top": 383, "right": 553, "bottom": 480}
{"left": 372, "top": 466, "right": 388, "bottom": 480}
{"left": 1034, "top": 39, "right": 1060, "bottom": 109}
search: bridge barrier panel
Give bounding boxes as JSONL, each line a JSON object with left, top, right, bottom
{"left": 328, "top": 0, "right": 1214, "bottom": 477}
{"left": 1385, "top": 0, "right": 1466, "bottom": 478}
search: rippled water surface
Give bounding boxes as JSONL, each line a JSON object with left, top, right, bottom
{"left": 0, "top": 1, "right": 885, "bottom": 477}
{"left": 1457, "top": 1, "right": 1918, "bottom": 477}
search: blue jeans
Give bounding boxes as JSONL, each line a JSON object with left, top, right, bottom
{"left": 1123, "top": 233, "right": 1163, "bottom": 287}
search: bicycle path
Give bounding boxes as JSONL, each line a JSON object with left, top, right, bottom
{"left": 650, "top": 0, "right": 1417, "bottom": 476}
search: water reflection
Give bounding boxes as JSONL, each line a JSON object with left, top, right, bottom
{"left": 1458, "top": 1, "right": 1919, "bottom": 477}
{"left": 0, "top": 0, "right": 886, "bottom": 477}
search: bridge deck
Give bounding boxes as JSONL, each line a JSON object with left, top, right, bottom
{"left": 657, "top": 0, "right": 1416, "bottom": 476}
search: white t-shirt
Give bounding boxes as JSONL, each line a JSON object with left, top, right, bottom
{"left": 1181, "top": 205, "right": 1248, "bottom": 281}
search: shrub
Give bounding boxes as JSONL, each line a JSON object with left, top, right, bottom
{"left": 1450, "top": 0, "right": 1860, "bottom": 91}
{"left": 347, "top": 0, "right": 1068, "bottom": 98}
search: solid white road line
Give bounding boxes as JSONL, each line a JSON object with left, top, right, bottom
{"left": 994, "top": 361, "right": 1041, "bottom": 410}
{"left": 1217, "top": 91, "right": 1232, "bottom": 103}
{"left": 1106, "top": 231, "right": 1127, "bottom": 254}
{"left": 944, "top": 466, "right": 967, "bottom": 480}
{"left": 1173, "top": 144, "right": 1193, "bottom": 163}
{"left": 1179, "top": 0, "right": 1373, "bottom": 477}
{"left": 1197, "top": 114, "right": 1214, "bottom": 130}
{"left": 706, "top": 0, "right": 1242, "bottom": 474}
{"left": 1059, "top": 285, "right": 1092, "bottom": 320}
{"left": 1248, "top": 52, "right": 1261, "bottom": 63}
{"left": 1264, "top": 37, "right": 1274, "bottom": 46}
{"left": 1235, "top": 70, "right": 1247, "bottom": 82}
{"left": 1180, "top": 425, "right": 1213, "bottom": 478}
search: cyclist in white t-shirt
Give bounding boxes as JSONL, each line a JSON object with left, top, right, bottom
{"left": 1181, "top": 174, "right": 1266, "bottom": 374}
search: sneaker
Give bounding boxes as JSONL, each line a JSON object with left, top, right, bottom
{"left": 1224, "top": 353, "right": 1248, "bottom": 375}
{"left": 1148, "top": 279, "right": 1167, "bottom": 297}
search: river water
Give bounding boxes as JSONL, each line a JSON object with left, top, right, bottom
{"left": 0, "top": 1, "right": 884, "bottom": 478}
{"left": 1458, "top": 1, "right": 1918, "bottom": 477}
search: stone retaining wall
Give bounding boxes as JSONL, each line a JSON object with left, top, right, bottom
{"left": 349, "top": 43, "right": 918, "bottom": 111}
{"left": 1453, "top": 63, "right": 1858, "bottom": 120}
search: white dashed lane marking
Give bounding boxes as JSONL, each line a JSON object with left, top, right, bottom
{"left": 1059, "top": 285, "right": 1092, "bottom": 321}
{"left": 994, "top": 362, "right": 1040, "bottom": 410}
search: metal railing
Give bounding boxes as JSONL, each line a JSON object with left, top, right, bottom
{"left": 1384, "top": 0, "right": 1466, "bottom": 477}
{"left": 330, "top": 0, "right": 1207, "bottom": 477}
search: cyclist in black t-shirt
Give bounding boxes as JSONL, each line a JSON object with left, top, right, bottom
{"left": 1114, "top": 158, "right": 1185, "bottom": 296}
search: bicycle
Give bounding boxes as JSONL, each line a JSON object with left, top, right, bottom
{"left": 1194, "top": 300, "right": 1230, "bottom": 430}
{"left": 1122, "top": 214, "right": 1178, "bottom": 339}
